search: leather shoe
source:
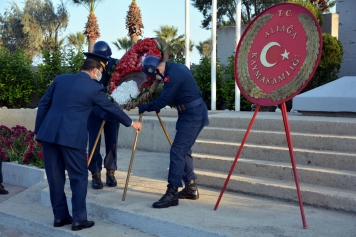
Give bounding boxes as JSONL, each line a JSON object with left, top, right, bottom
{"left": 71, "top": 220, "right": 95, "bottom": 231}
{"left": 54, "top": 216, "right": 72, "bottom": 227}
{"left": 106, "top": 169, "right": 117, "bottom": 187}
{"left": 0, "top": 183, "right": 9, "bottom": 195}
{"left": 152, "top": 184, "right": 179, "bottom": 208}
{"left": 91, "top": 171, "right": 103, "bottom": 189}
{"left": 178, "top": 179, "right": 199, "bottom": 200}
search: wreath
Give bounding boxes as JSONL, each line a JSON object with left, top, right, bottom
{"left": 109, "top": 37, "right": 169, "bottom": 111}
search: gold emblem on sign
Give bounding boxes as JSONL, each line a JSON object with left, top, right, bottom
{"left": 237, "top": 14, "right": 320, "bottom": 101}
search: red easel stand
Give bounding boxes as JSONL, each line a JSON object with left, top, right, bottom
{"left": 213, "top": 102, "right": 307, "bottom": 229}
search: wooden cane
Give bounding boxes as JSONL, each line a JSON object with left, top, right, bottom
{"left": 87, "top": 121, "right": 106, "bottom": 166}
{"left": 156, "top": 112, "right": 173, "bottom": 146}
{"left": 122, "top": 113, "right": 143, "bottom": 201}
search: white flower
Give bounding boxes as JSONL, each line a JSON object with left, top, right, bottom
{"left": 111, "top": 80, "right": 140, "bottom": 105}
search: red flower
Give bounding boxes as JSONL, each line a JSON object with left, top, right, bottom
{"left": 110, "top": 38, "right": 163, "bottom": 93}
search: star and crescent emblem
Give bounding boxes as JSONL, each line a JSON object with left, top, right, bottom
{"left": 234, "top": 3, "right": 323, "bottom": 106}
{"left": 260, "top": 42, "right": 291, "bottom": 68}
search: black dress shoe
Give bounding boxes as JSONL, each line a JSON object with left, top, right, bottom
{"left": 106, "top": 169, "right": 117, "bottom": 187}
{"left": 71, "top": 220, "right": 95, "bottom": 231}
{"left": 0, "top": 183, "right": 9, "bottom": 195}
{"left": 53, "top": 216, "right": 72, "bottom": 227}
{"left": 91, "top": 171, "right": 103, "bottom": 189}
{"left": 152, "top": 184, "right": 179, "bottom": 208}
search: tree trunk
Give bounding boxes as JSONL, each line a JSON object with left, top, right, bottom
{"left": 88, "top": 38, "right": 96, "bottom": 52}
{"left": 131, "top": 35, "right": 138, "bottom": 46}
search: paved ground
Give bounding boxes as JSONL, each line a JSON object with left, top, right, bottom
{"left": 0, "top": 184, "right": 36, "bottom": 237}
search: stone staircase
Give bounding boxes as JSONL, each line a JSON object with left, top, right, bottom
{"left": 121, "top": 110, "right": 356, "bottom": 212}
{"left": 2, "top": 109, "right": 356, "bottom": 236}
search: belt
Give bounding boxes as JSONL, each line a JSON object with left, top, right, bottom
{"left": 176, "top": 97, "right": 203, "bottom": 112}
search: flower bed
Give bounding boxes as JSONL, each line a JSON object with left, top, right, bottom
{"left": 0, "top": 125, "right": 44, "bottom": 168}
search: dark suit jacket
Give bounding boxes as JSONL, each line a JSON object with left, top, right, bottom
{"left": 34, "top": 71, "right": 132, "bottom": 150}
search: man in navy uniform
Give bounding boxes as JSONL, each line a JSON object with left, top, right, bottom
{"left": 34, "top": 53, "right": 142, "bottom": 231}
{"left": 139, "top": 56, "right": 209, "bottom": 208}
{"left": 87, "top": 41, "right": 121, "bottom": 190}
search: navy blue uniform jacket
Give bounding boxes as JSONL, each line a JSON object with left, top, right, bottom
{"left": 34, "top": 71, "right": 132, "bottom": 150}
{"left": 143, "top": 61, "right": 209, "bottom": 128}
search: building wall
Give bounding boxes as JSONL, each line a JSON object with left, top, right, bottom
{"left": 336, "top": 0, "right": 356, "bottom": 77}
{"left": 217, "top": 25, "right": 247, "bottom": 66}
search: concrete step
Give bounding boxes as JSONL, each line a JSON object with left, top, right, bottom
{"left": 193, "top": 153, "right": 356, "bottom": 191}
{"left": 193, "top": 139, "right": 356, "bottom": 171}
{"left": 199, "top": 127, "right": 356, "bottom": 152}
{"left": 38, "top": 168, "right": 356, "bottom": 237}
{"left": 0, "top": 182, "right": 155, "bottom": 237}
{"left": 1, "top": 149, "right": 356, "bottom": 237}
{"left": 205, "top": 111, "right": 356, "bottom": 136}
{"left": 194, "top": 169, "right": 356, "bottom": 213}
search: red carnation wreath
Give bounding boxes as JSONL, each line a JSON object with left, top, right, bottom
{"left": 110, "top": 38, "right": 162, "bottom": 93}
{"left": 109, "top": 38, "right": 168, "bottom": 110}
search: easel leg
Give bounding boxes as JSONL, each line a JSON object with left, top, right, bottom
{"left": 88, "top": 121, "right": 106, "bottom": 167}
{"left": 214, "top": 105, "right": 260, "bottom": 210}
{"left": 280, "top": 103, "right": 307, "bottom": 229}
{"left": 122, "top": 113, "right": 143, "bottom": 201}
{"left": 156, "top": 112, "right": 172, "bottom": 146}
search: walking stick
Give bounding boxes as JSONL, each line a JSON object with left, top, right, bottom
{"left": 156, "top": 112, "right": 172, "bottom": 146}
{"left": 87, "top": 121, "right": 105, "bottom": 166}
{"left": 122, "top": 113, "right": 143, "bottom": 201}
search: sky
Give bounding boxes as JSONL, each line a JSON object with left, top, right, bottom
{"left": 0, "top": 0, "right": 212, "bottom": 64}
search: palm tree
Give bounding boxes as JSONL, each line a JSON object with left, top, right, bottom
{"left": 196, "top": 38, "right": 212, "bottom": 58}
{"left": 72, "top": 0, "right": 104, "bottom": 52}
{"left": 125, "top": 0, "right": 144, "bottom": 46}
{"left": 310, "top": 0, "right": 336, "bottom": 12}
{"left": 154, "top": 25, "right": 193, "bottom": 61}
{"left": 67, "top": 31, "right": 87, "bottom": 52}
{"left": 112, "top": 36, "right": 131, "bottom": 53}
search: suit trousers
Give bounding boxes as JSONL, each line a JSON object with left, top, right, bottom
{"left": 168, "top": 126, "right": 203, "bottom": 187}
{"left": 88, "top": 112, "right": 120, "bottom": 173}
{"left": 42, "top": 141, "right": 88, "bottom": 221}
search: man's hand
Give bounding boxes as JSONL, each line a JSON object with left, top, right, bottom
{"left": 138, "top": 104, "right": 147, "bottom": 115}
{"left": 131, "top": 121, "right": 142, "bottom": 134}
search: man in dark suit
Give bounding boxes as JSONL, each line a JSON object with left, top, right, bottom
{"left": 139, "top": 56, "right": 209, "bottom": 208}
{"left": 34, "top": 54, "right": 142, "bottom": 231}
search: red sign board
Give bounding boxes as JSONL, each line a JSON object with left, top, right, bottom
{"left": 235, "top": 3, "right": 323, "bottom": 106}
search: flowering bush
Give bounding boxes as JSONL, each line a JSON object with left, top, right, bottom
{"left": 0, "top": 125, "right": 44, "bottom": 168}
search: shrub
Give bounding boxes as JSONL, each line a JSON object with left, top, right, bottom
{"left": 0, "top": 48, "right": 37, "bottom": 108}
{"left": 0, "top": 125, "right": 44, "bottom": 168}
{"left": 302, "top": 33, "right": 343, "bottom": 93}
{"left": 225, "top": 55, "right": 252, "bottom": 111}
{"left": 32, "top": 48, "right": 85, "bottom": 102}
{"left": 191, "top": 57, "right": 226, "bottom": 109}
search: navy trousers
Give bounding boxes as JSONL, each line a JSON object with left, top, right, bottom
{"left": 88, "top": 111, "right": 120, "bottom": 173}
{"left": 42, "top": 141, "right": 88, "bottom": 222}
{"left": 168, "top": 126, "right": 204, "bottom": 187}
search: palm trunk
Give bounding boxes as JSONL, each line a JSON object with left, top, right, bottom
{"left": 88, "top": 38, "right": 96, "bottom": 52}
{"left": 131, "top": 35, "right": 138, "bottom": 46}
